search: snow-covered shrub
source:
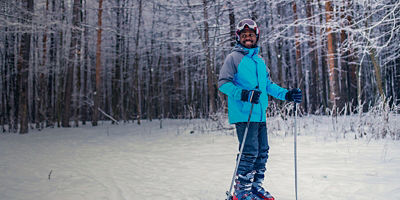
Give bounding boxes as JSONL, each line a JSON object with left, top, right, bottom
{"left": 264, "top": 99, "right": 400, "bottom": 140}
{"left": 185, "top": 107, "right": 234, "bottom": 135}
{"left": 265, "top": 101, "right": 294, "bottom": 137}
{"left": 207, "top": 98, "right": 399, "bottom": 140}
{"left": 356, "top": 98, "right": 400, "bottom": 140}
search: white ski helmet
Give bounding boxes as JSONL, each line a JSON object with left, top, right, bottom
{"left": 235, "top": 19, "right": 260, "bottom": 43}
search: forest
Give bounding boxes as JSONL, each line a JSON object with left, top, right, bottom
{"left": 0, "top": 0, "right": 399, "bottom": 133}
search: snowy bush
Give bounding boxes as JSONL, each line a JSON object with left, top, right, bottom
{"left": 265, "top": 100, "right": 400, "bottom": 140}
{"left": 187, "top": 98, "right": 400, "bottom": 141}
{"left": 180, "top": 109, "right": 235, "bottom": 135}
{"left": 356, "top": 99, "right": 400, "bottom": 140}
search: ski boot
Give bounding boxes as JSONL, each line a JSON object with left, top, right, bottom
{"left": 233, "top": 172, "right": 262, "bottom": 200}
{"left": 251, "top": 186, "right": 274, "bottom": 200}
{"left": 252, "top": 170, "right": 275, "bottom": 200}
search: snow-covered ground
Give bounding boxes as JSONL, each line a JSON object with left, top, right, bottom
{"left": 0, "top": 117, "right": 399, "bottom": 200}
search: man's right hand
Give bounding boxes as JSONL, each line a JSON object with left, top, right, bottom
{"left": 241, "top": 89, "right": 261, "bottom": 104}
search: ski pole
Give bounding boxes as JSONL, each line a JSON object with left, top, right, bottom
{"left": 226, "top": 102, "right": 255, "bottom": 200}
{"left": 294, "top": 103, "right": 298, "bottom": 200}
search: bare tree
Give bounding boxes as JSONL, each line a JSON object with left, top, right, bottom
{"left": 134, "top": 0, "right": 143, "bottom": 124}
{"left": 292, "top": 1, "right": 306, "bottom": 110}
{"left": 325, "top": 0, "right": 339, "bottom": 113}
{"left": 17, "top": 0, "right": 34, "bottom": 133}
{"left": 227, "top": 0, "right": 236, "bottom": 47}
{"left": 112, "top": 0, "right": 123, "bottom": 122}
{"left": 203, "top": 0, "right": 216, "bottom": 114}
{"left": 93, "top": 0, "right": 104, "bottom": 126}
{"left": 62, "top": 0, "right": 81, "bottom": 127}
{"left": 307, "top": 0, "right": 319, "bottom": 113}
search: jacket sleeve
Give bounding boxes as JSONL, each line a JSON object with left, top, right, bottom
{"left": 218, "top": 54, "right": 242, "bottom": 100}
{"left": 266, "top": 78, "right": 288, "bottom": 100}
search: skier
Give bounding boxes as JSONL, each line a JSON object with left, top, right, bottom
{"left": 218, "top": 19, "right": 302, "bottom": 200}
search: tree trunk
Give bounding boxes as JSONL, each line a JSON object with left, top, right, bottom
{"left": 292, "top": 1, "right": 306, "bottom": 110}
{"left": 1, "top": 30, "right": 8, "bottom": 132}
{"left": 36, "top": 0, "right": 49, "bottom": 130}
{"left": 362, "top": 3, "right": 385, "bottom": 100}
{"left": 62, "top": 0, "right": 81, "bottom": 127}
{"left": 134, "top": 0, "right": 143, "bottom": 124}
{"left": 307, "top": 0, "right": 319, "bottom": 113}
{"left": 250, "top": 0, "right": 258, "bottom": 20}
{"left": 2, "top": 25, "right": 15, "bottom": 132}
{"left": 73, "top": 0, "right": 84, "bottom": 127}
{"left": 369, "top": 48, "right": 384, "bottom": 98}
{"left": 203, "top": 0, "right": 215, "bottom": 114}
{"left": 18, "top": 0, "right": 34, "bottom": 134}
{"left": 345, "top": 0, "right": 358, "bottom": 107}
{"left": 81, "top": 0, "right": 89, "bottom": 125}
{"left": 93, "top": 0, "right": 103, "bottom": 126}
{"left": 317, "top": 0, "right": 328, "bottom": 110}
{"left": 122, "top": 4, "right": 131, "bottom": 122}
{"left": 12, "top": 35, "right": 19, "bottom": 133}
{"left": 112, "top": 0, "right": 122, "bottom": 122}
{"left": 337, "top": 2, "right": 347, "bottom": 110}
{"left": 228, "top": 0, "right": 236, "bottom": 47}
{"left": 155, "top": 35, "right": 162, "bottom": 119}
{"left": 274, "top": 4, "right": 284, "bottom": 87}
{"left": 325, "top": 1, "right": 339, "bottom": 113}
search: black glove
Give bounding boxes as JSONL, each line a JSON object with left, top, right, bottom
{"left": 241, "top": 89, "right": 261, "bottom": 104}
{"left": 285, "top": 88, "right": 302, "bottom": 103}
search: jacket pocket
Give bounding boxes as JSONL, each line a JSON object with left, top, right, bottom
{"left": 241, "top": 101, "right": 252, "bottom": 113}
{"left": 241, "top": 102, "right": 262, "bottom": 118}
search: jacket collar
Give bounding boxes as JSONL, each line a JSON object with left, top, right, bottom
{"left": 233, "top": 44, "right": 259, "bottom": 57}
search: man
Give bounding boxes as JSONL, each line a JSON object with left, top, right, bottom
{"left": 218, "top": 19, "right": 302, "bottom": 200}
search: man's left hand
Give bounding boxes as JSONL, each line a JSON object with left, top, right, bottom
{"left": 285, "top": 88, "right": 302, "bottom": 103}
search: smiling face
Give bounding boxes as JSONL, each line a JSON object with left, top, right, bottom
{"left": 239, "top": 28, "right": 257, "bottom": 48}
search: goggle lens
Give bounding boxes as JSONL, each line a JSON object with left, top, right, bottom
{"left": 238, "top": 19, "right": 256, "bottom": 29}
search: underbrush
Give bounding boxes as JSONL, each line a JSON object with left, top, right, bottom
{"left": 204, "top": 100, "right": 400, "bottom": 140}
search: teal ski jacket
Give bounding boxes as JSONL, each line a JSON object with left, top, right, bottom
{"left": 218, "top": 45, "right": 288, "bottom": 124}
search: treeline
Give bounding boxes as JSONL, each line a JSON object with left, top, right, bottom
{"left": 0, "top": 0, "right": 399, "bottom": 133}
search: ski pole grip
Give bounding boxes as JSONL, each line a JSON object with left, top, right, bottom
{"left": 249, "top": 91, "right": 254, "bottom": 103}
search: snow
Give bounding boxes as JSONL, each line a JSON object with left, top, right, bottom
{"left": 0, "top": 118, "right": 399, "bottom": 200}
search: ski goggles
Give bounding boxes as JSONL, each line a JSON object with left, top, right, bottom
{"left": 237, "top": 19, "right": 257, "bottom": 31}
